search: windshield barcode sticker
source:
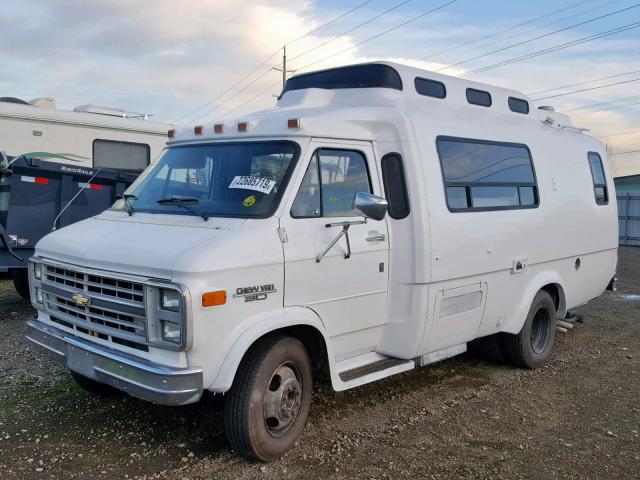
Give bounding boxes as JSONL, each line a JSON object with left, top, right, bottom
{"left": 228, "top": 176, "right": 276, "bottom": 194}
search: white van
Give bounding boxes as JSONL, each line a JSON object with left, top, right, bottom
{"left": 25, "top": 63, "right": 618, "bottom": 460}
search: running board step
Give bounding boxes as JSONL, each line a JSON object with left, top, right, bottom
{"left": 339, "top": 358, "right": 414, "bottom": 382}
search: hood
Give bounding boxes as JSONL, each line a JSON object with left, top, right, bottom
{"left": 35, "top": 210, "right": 258, "bottom": 279}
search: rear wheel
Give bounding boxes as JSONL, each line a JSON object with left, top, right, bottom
{"left": 11, "top": 269, "right": 30, "bottom": 301}
{"left": 502, "top": 290, "right": 557, "bottom": 368}
{"left": 224, "top": 335, "right": 313, "bottom": 461}
{"left": 70, "top": 371, "right": 122, "bottom": 396}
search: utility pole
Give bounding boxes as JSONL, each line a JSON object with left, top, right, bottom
{"left": 273, "top": 45, "right": 295, "bottom": 90}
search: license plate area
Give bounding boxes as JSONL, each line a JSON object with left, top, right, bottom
{"left": 66, "top": 342, "right": 98, "bottom": 380}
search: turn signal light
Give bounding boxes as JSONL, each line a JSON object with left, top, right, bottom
{"left": 194, "top": 126, "right": 203, "bottom": 135}
{"left": 237, "top": 122, "right": 248, "bottom": 132}
{"left": 202, "top": 290, "right": 227, "bottom": 308}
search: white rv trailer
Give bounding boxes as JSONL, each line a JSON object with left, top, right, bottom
{"left": 25, "top": 63, "right": 618, "bottom": 460}
{"left": 0, "top": 96, "right": 170, "bottom": 296}
{"left": 0, "top": 97, "right": 169, "bottom": 169}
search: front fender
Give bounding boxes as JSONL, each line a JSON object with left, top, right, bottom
{"left": 503, "top": 270, "right": 566, "bottom": 334}
{"left": 208, "top": 306, "right": 333, "bottom": 392}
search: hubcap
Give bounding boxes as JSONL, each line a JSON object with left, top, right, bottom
{"left": 264, "top": 364, "right": 303, "bottom": 437}
{"left": 530, "top": 307, "right": 551, "bottom": 354}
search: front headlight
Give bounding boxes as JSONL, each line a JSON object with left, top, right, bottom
{"left": 146, "top": 284, "right": 188, "bottom": 351}
{"left": 161, "top": 320, "right": 182, "bottom": 344}
{"left": 33, "top": 262, "right": 42, "bottom": 280}
{"left": 160, "top": 289, "right": 181, "bottom": 312}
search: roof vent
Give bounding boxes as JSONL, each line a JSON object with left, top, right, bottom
{"left": 29, "top": 97, "right": 56, "bottom": 109}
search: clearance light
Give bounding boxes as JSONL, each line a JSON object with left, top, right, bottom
{"left": 202, "top": 290, "right": 227, "bottom": 308}
{"left": 168, "top": 129, "right": 175, "bottom": 138}
{"left": 194, "top": 126, "right": 203, "bottom": 135}
{"left": 214, "top": 124, "right": 224, "bottom": 134}
{"left": 288, "top": 118, "right": 301, "bottom": 129}
{"left": 237, "top": 122, "right": 248, "bottom": 132}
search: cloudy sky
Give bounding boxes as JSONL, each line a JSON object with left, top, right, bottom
{"left": 2, "top": 0, "right": 639, "bottom": 176}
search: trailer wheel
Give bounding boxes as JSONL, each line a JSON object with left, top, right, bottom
{"left": 11, "top": 269, "right": 30, "bottom": 301}
{"left": 70, "top": 371, "right": 121, "bottom": 396}
{"left": 224, "top": 335, "right": 313, "bottom": 461}
{"left": 502, "top": 290, "right": 557, "bottom": 368}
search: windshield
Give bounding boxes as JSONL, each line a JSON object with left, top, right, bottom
{"left": 118, "top": 141, "right": 300, "bottom": 218}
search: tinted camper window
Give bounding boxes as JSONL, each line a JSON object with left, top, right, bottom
{"left": 415, "top": 78, "right": 446, "bottom": 99}
{"left": 436, "top": 137, "right": 538, "bottom": 211}
{"left": 508, "top": 97, "right": 530, "bottom": 114}
{"left": 93, "top": 140, "right": 150, "bottom": 172}
{"left": 466, "top": 88, "right": 492, "bottom": 107}
{"left": 587, "top": 152, "right": 609, "bottom": 205}
{"left": 381, "top": 153, "right": 410, "bottom": 219}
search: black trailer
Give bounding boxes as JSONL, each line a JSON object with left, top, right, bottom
{"left": 0, "top": 154, "right": 138, "bottom": 298}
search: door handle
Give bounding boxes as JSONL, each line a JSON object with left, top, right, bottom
{"left": 366, "top": 232, "right": 386, "bottom": 242}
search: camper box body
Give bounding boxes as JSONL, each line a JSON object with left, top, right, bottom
{"left": 27, "top": 63, "right": 617, "bottom": 403}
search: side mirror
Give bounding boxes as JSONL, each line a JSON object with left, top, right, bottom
{"left": 353, "top": 192, "right": 388, "bottom": 221}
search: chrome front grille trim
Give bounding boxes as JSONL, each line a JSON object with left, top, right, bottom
{"left": 40, "top": 262, "right": 149, "bottom": 350}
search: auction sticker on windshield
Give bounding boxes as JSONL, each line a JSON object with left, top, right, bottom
{"left": 229, "top": 176, "right": 276, "bottom": 194}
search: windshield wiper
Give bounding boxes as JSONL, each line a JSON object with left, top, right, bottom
{"left": 122, "top": 194, "right": 136, "bottom": 216}
{"left": 156, "top": 196, "right": 209, "bottom": 221}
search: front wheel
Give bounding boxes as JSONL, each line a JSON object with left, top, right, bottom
{"left": 11, "top": 269, "right": 30, "bottom": 301}
{"left": 502, "top": 290, "right": 557, "bottom": 368}
{"left": 224, "top": 335, "right": 313, "bottom": 461}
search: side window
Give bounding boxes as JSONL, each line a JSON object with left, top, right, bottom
{"left": 588, "top": 152, "right": 609, "bottom": 205}
{"left": 93, "top": 139, "right": 150, "bottom": 172}
{"left": 381, "top": 153, "right": 410, "bottom": 219}
{"left": 508, "top": 97, "right": 529, "bottom": 114}
{"left": 437, "top": 137, "right": 538, "bottom": 211}
{"left": 466, "top": 88, "right": 492, "bottom": 107}
{"left": 291, "top": 149, "right": 372, "bottom": 218}
{"left": 415, "top": 77, "right": 446, "bottom": 99}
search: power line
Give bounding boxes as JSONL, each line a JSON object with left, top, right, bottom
{"left": 171, "top": 49, "right": 281, "bottom": 124}
{"left": 462, "top": 20, "right": 640, "bottom": 77}
{"left": 527, "top": 69, "right": 640, "bottom": 96}
{"left": 600, "top": 129, "right": 640, "bottom": 138}
{"left": 289, "top": 0, "right": 413, "bottom": 62}
{"left": 188, "top": 68, "right": 278, "bottom": 124}
{"left": 437, "top": 3, "right": 640, "bottom": 73}
{"left": 534, "top": 77, "right": 640, "bottom": 101}
{"left": 564, "top": 94, "right": 640, "bottom": 112}
{"left": 292, "top": 0, "right": 458, "bottom": 73}
{"left": 286, "top": 0, "right": 377, "bottom": 45}
{"left": 612, "top": 149, "right": 640, "bottom": 155}
{"left": 173, "top": 0, "right": 376, "bottom": 124}
{"left": 204, "top": 0, "right": 458, "bottom": 124}
{"left": 440, "top": 0, "right": 625, "bottom": 65}
{"left": 213, "top": 80, "right": 282, "bottom": 121}
{"left": 573, "top": 99, "right": 640, "bottom": 116}
{"left": 420, "top": 0, "right": 599, "bottom": 62}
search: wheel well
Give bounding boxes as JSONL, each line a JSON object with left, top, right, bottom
{"left": 243, "top": 325, "right": 329, "bottom": 373}
{"left": 541, "top": 283, "right": 566, "bottom": 317}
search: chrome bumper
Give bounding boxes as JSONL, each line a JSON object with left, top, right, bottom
{"left": 26, "top": 318, "right": 203, "bottom": 406}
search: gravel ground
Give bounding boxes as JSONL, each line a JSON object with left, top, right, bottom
{"left": 1, "top": 248, "right": 639, "bottom": 479}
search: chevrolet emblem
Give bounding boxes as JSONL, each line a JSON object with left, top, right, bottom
{"left": 72, "top": 293, "right": 90, "bottom": 307}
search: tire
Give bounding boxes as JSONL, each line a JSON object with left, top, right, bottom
{"left": 502, "top": 290, "right": 557, "bottom": 369}
{"left": 70, "top": 371, "right": 122, "bottom": 396}
{"left": 11, "top": 269, "right": 30, "bottom": 301}
{"left": 224, "top": 335, "right": 313, "bottom": 461}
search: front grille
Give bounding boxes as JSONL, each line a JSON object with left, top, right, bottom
{"left": 42, "top": 264, "right": 148, "bottom": 352}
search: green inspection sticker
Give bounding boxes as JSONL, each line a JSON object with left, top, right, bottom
{"left": 243, "top": 195, "right": 257, "bottom": 207}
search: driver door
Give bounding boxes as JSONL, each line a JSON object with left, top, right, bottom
{"left": 281, "top": 140, "right": 389, "bottom": 362}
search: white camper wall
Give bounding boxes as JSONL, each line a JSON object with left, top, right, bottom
{"left": 0, "top": 101, "right": 169, "bottom": 168}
